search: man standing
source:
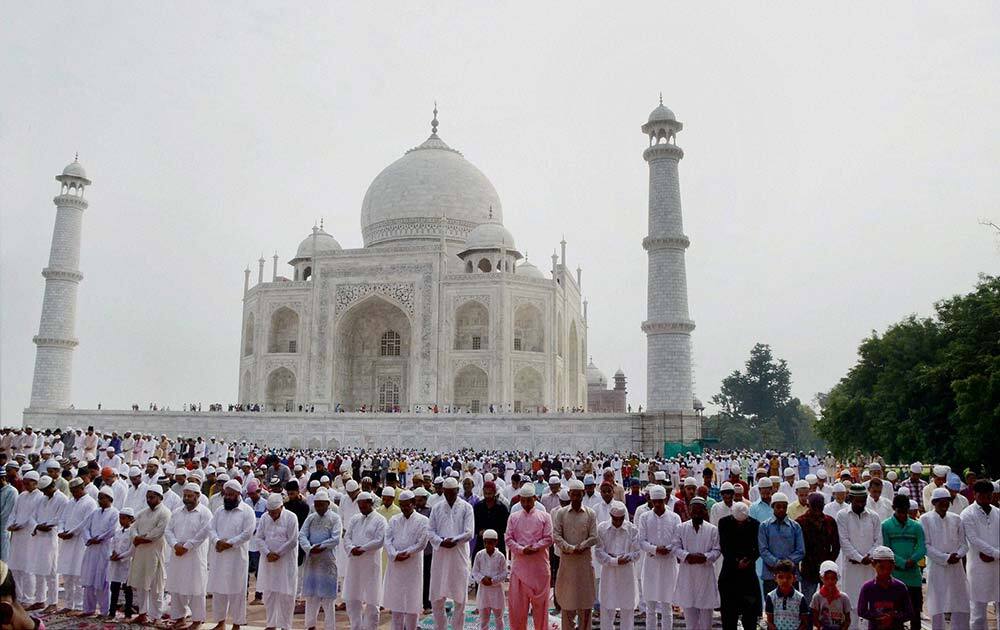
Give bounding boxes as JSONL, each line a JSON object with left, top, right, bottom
{"left": 718, "top": 502, "right": 761, "bottom": 630}
{"left": 961, "top": 479, "right": 999, "bottom": 630}
{"left": 343, "top": 492, "right": 387, "bottom": 630}
{"left": 298, "top": 489, "right": 341, "bottom": 630}
{"left": 207, "top": 480, "right": 257, "bottom": 630}
{"left": 835, "top": 484, "right": 882, "bottom": 630}
{"left": 637, "top": 485, "right": 681, "bottom": 630}
{"left": 920, "top": 487, "right": 969, "bottom": 630}
{"left": 596, "top": 501, "right": 639, "bottom": 630}
{"left": 31, "top": 476, "right": 69, "bottom": 612}
{"left": 757, "top": 492, "right": 805, "bottom": 594}
{"left": 129, "top": 485, "right": 171, "bottom": 624}
{"left": 165, "top": 483, "right": 213, "bottom": 628}
{"left": 384, "top": 490, "right": 430, "bottom": 630}
{"left": 899, "top": 463, "right": 927, "bottom": 513}
{"left": 254, "top": 492, "right": 300, "bottom": 630}
{"left": 428, "top": 477, "right": 475, "bottom": 630}
{"left": 553, "top": 479, "right": 597, "bottom": 630}
{"left": 505, "top": 485, "right": 553, "bottom": 630}
{"left": 79, "top": 487, "right": 118, "bottom": 617}
{"left": 881, "top": 494, "right": 925, "bottom": 629}
{"left": 672, "top": 497, "right": 721, "bottom": 630}
{"left": 56, "top": 477, "right": 97, "bottom": 610}
{"left": 0, "top": 473, "right": 16, "bottom": 563}
{"left": 7, "top": 471, "right": 41, "bottom": 603}
{"left": 796, "top": 492, "right": 840, "bottom": 604}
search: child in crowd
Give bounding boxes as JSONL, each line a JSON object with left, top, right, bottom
{"left": 810, "top": 560, "right": 851, "bottom": 630}
{"left": 107, "top": 507, "right": 135, "bottom": 620}
{"left": 765, "top": 559, "right": 810, "bottom": 630}
{"left": 471, "top": 529, "right": 508, "bottom": 630}
{"left": 857, "top": 546, "right": 914, "bottom": 630}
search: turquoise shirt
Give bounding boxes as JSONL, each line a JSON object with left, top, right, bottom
{"left": 881, "top": 515, "right": 925, "bottom": 587}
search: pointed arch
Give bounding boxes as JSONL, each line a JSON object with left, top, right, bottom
{"left": 513, "top": 366, "right": 544, "bottom": 413}
{"left": 243, "top": 313, "right": 255, "bottom": 356}
{"left": 453, "top": 364, "right": 488, "bottom": 412}
{"left": 268, "top": 306, "right": 300, "bottom": 353}
{"left": 334, "top": 295, "right": 411, "bottom": 412}
{"left": 454, "top": 300, "right": 489, "bottom": 350}
{"left": 568, "top": 320, "right": 579, "bottom": 406}
{"left": 513, "top": 304, "right": 544, "bottom": 353}
{"left": 265, "top": 367, "right": 296, "bottom": 411}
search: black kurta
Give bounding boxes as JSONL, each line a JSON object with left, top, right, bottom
{"left": 718, "top": 514, "right": 763, "bottom": 614}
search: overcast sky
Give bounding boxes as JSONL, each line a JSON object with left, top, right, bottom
{"left": 2, "top": 4, "right": 998, "bottom": 424}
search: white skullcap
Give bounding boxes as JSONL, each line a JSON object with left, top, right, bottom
{"left": 653, "top": 471, "right": 667, "bottom": 481}
{"left": 44, "top": 459, "right": 60, "bottom": 469}
{"left": 340, "top": 463, "right": 350, "bottom": 472}
{"left": 832, "top": 482, "right": 846, "bottom": 493}
{"left": 886, "top": 471, "right": 897, "bottom": 481}
{"left": 817, "top": 469, "right": 828, "bottom": 479}
{"left": 683, "top": 477, "right": 697, "bottom": 487}
{"left": 609, "top": 501, "right": 627, "bottom": 517}
{"left": 433, "top": 476, "right": 444, "bottom": 485}
{"left": 805, "top": 474, "right": 817, "bottom": 484}
{"left": 120, "top": 508, "right": 135, "bottom": 518}
{"left": 519, "top": 484, "right": 536, "bottom": 498}
{"left": 771, "top": 492, "right": 789, "bottom": 504}
{"left": 99, "top": 485, "right": 115, "bottom": 498}
{"left": 309, "top": 480, "right": 320, "bottom": 488}
{"left": 266, "top": 493, "right": 283, "bottom": 510}
{"left": 549, "top": 476, "right": 560, "bottom": 484}
{"left": 820, "top": 560, "right": 839, "bottom": 575}
{"left": 37, "top": 476, "right": 52, "bottom": 489}
{"left": 184, "top": 482, "right": 201, "bottom": 494}
{"left": 357, "top": 491, "right": 374, "bottom": 502}
{"left": 871, "top": 545, "right": 895, "bottom": 561}
{"left": 483, "top": 529, "right": 499, "bottom": 540}
{"left": 398, "top": 490, "right": 415, "bottom": 501}
{"left": 382, "top": 487, "right": 395, "bottom": 497}
{"left": 648, "top": 485, "right": 667, "bottom": 500}
{"left": 897, "top": 486, "right": 910, "bottom": 497}
{"left": 345, "top": 480, "right": 360, "bottom": 492}
{"left": 770, "top": 476, "right": 781, "bottom": 484}
{"left": 146, "top": 485, "right": 164, "bottom": 497}
{"left": 794, "top": 480, "right": 809, "bottom": 490}
{"left": 568, "top": 479, "right": 585, "bottom": 491}
{"left": 731, "top": 464, "right": 741, "bottom": 473}
{"left": 223, "top": 480, "right": 243, "bottom": 493}
{"left": 869, "top": 462, "right": 882, "bottom": 470}
{"left": 910, "top": 462, "right": 923, "bottom": 474}
{"left": 23, "top": 471, "right": 40, "bottom": 482}
{"left": 583, "top": 474, "right": 596, "bottom": 485}
{"left": 443, "top": 477, "right": 459, "bottom": 490}
{"left": 106, "top": 445, "right": 115, "bottom": 451}
{"left": 933, "top": 465, "right": 949, "bottom": 477}
{"left": 783, "top": 467, "right": 795, "bottom": 476}
{"left": 731, "top": 501, "right": 749, "bottom": 521}
{"left": 129, "top": 466, "right": 142, "bottom": 477}
{"left": 413, "top": 487, "right": 429, "bottom": 497}
{"left": 484, "top": 473, "right": 494, "bottom": 481}
{"left": 558, "top": 489, "right": 570, "bottom": 501}
{"left": 757, "top": 478, "right": 773, "bottom": 489}
{"left": 19, "top": 464, "right": 32, "bottom": 473}
{"left": 931, "top": 487, "right": 952, "bottom": 502}
{"left": 206, "top": 466, "right": 216, "bottom": 474}
{"left": 909, "top": 500, "right": 918, "bottom": 511}
{"left": 720, "top": 481, "right": 735, "bottom": 492}
{"left": 314, "top": 490, "right": 331, "bottom": 502}
{"left": 320, "top": 475, "right": 330, "bottom": 483}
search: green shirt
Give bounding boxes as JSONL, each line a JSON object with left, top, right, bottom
{"left": 881, "top": 515, "right": 926, "bottom": 587}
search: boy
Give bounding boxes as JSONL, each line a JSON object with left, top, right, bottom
{"left": 810, "top": 560, "right": 850, "bottom": 630}
{"left": 471, "top": 529, "right": 507, "bottom": 630}
{"left": 765, "top": 559, "right": 810, "bottom": 630}
{"left": 107, "top": 507, "right": 135, "bottom": 619}
{"left": 856, "top": 546, "right": 913, "bottom": 630}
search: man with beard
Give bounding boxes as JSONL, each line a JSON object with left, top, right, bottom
{"left": 473, "top": 481, "right": 508, "bottom": 556}
{"left": 718, "top": 501, "right": 761, "bottom": 630}
{"left": 383, "top": 490, "right": 430, "bottom": 630}
{"left": 414, "top": 487, "right": 435, "bottom": 614}
{"left": 343, "top": 492, "right": 387, "bottom": 630}
{"left": 7, "top": 471, "right": 42, "bottom": 603}
{"left": 672, "top": 497, "right": 721, "bottom": 630}
{"left": 128, "top": 485, "right": 171, "bottom": 625}
{"left": 553, "top": 479, "right": 597, "bottom": 630}
{"left": 428, "top": 477, "right": 474, "bottom": 630}
{"left": 165, "top": 483, "right": 213, "bottom": 629}
{"left": 505, "top": 485, "right": 553, "bottom": 630}
{"left": 961, "top": 479, "right": 999, "bottom": 630}
{"left": 596, "top": 501, "right": 639, "bottom": 630}
{"left": 30, "top": 475, "right": 70, "bottom": 612}
{"left": 207, "top": 480, "right": 257, "bottom": 630}
{"left": 254, "top": 492, "right": 299, "bottom": 630}
{"left": 78, "top": 486, "right": 118, "bottom": 617}
{"left": 637, "top": 484, "right": 682, "bottom": 630}
{"left": 298, "top": 489, "right": 341, "bottom": 630}
{"left": 835, "top": 484, "right": 882, "bottom": 630}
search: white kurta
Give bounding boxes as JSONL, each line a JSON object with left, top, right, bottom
{"left": 336, "top": 493, "right": 360, "bottom": 574}
{"left": 637, "top": 508, "right": 681, "bottom": 603}
{"left": 428, "top": 497, "right": 475, "bottom": 600}
{"left": 920, "top": 510, "right": 970, "bottom": 614}
{"left": 57, "top": 494, "right": 98, "bottom": 576}
{"left": 471, "top": 548, "right": 507, "bottom": 610}
{"left": 823, "top": 500, "right": 848, "bottom": 519}
{"left": 835, "top": 507, "right": 882, "bottom": 611}
{"left": 8, "top": 490, "right": 42, "bottom": 572}
{"left": 253, "top": 508, "right": 299, "bottom": 596}
{"left": 79, "top": 506, "right": 118, "bottom": 589}
{"left": 342, "top": 511, "right": 387, "bottom": 604}
{"left": 206, "top": 502, "right": 257, "bottom": 595}
{"left": 670, "top": 520, "right": 721, "bottom": 609}
{"left": 164, "top": 503, "right": 213, "bottom": 595}
{"left": 595, "top": 520, "right": 640, "bottom": 610}
{"left": 29, "top": 492, "right": 69, "bottom": 575}
{"left": 383, "top": 511, "right": 430, "bottom": 614}
{"left": 960, "top": 502, "right": 1000, "bottom": 604}
{"left": 108, "top": 526, "right": 134, "bottom": 584}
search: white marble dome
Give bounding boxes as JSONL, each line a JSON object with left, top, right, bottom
{"left": 586, "top": 359, "right": 607, "bottom": 388}
{"left": 295, "top": 228, "right": 342, "bottom": 259}
{"left": 361, "top": 133, "right": 502, "bottom": 247}
{"left": 58, "top": 159, "right": 89, "bottom": 182}
{"left": 464, "top": 222, "right": 516, "bottom": 251}
{"left": 648, "top": 103, "right": 676, "bottom": 123}
{"left": 516, "top": 259, "right": 544, "bottom": 279}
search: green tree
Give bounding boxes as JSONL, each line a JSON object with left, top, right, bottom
{"left": 818, "top": 274, "right": 1000, "bottom": 474}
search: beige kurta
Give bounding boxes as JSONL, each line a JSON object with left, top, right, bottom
{"left": 128, "top": 503, "right": 171, "bottom": 590}
{"left": 552, "top": 505, "right": 598, "bottom": 610}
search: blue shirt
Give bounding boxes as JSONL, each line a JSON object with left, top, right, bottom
{"left": 758, "top": 516, "right": 806, "bottom": 579}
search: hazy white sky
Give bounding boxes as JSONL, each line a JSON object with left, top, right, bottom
{"left": 2, "top": 4, "right": 998, "bottom": 424}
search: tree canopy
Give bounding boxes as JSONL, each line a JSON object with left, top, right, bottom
{"left": 817, "top": 274, "right": 1000, "bottom": 474}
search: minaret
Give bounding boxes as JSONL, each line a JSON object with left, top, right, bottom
{"left": 641, "top": 97, "right": 695, "bottom": 413}
{"left": 29, "top": 157, "right": 91, "bottom": 409}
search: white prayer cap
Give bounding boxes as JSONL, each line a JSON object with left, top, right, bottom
{"left": 755, "top": 468, "right": 767, "bottom": 476}
{"left": 783, "top": 467, "right": 795, "bottom": 477}
{"left": 483, "top": 529, "right": 498, "bottom": 540}
{"left": 357, "top": 491, "right": 374, "bottom": 503}
{"left": 805, "top": 474, "right": 817, "bottom": 484}
{"left": 206, "top": 466, "right": 216, "bottom": 474}
{"left": 897, "top": 486, "right": 910, "bottom": 497}
{"left": 871, "top": 546, "right": 894, "bottom": 561}
{"left": 583, "top": 474, "right": 596, "bottom": 485}
{"left": 886, "top": 471, "right": 897, "bottom": 481}
{"left": 320, "top": 475, "right": 330, "bottom": 483}
{"left": 730, "top": 464, "right": 741, "bottom": 474}
{"left": 868, "top": 462, "right": 882, "bottom": 471}
{"left": 549, "top": 476, "right": 560, "bottom": 484}
{"left": 568, "top": 479, "right": 585, "bottom": 491}
{"left": 223, "top": 480, "right": 242, "bottom": 493}
{"left": 266, "top": 493, "right": 283, "bottom": 510}
{"left": 293, "top": 465, "right": 302, "bottom": 471}
{"left": 129, "top": 466, "right": 142, "bottom": 477}
{"left": 99, "top": 485, "right": 114, "bottom": 498}
{"left": 653, "top": 471, "right": 667, "bottom": 481}
{"left": 820, "top": 560, "right": 839, "bottom": 576}
{"left": 817, "top": 469, "right": 828, "bottom": 479}
{"left": 106, "top": 445, "right": 115, "bottom": 452}
{"left": 484, "top": 473, "right": 494, "bottom": 482}
{"left": 558, "top": 489, "right": 570, "bottom": 501}
{"left": 609, "top": 501, "right": 627, "bottom": 517}
{"left": 770, "top": 476, "right": 781, "bottom": 485}
{"left": 433, "top": 477, "right": 444, "bottom": 485}
{"left": 932, "top": 465, "right": 949, "bottom": 477}
{"left": 603, "top": 467, "right": 613, "bottom": 474}
{"left": 537, "top": 470, "right": 545, "bottom": 477}
{"left": 398, "top": 490, "right": 415, "bottom": 501}
{"left": 164, "top": 464, "right": 177, "bottom": 475}
{"left": 309, "top": 480, "right": 320, "bottom": 488}
{"left": 44, "top": 459, "right": 60, "bottom": 469}
{"left": 314, "top": 490, "right": 331, "bottom": 502}
{"left": 683, "top": 477, "right": 697, "bottom": 487}
{"left": 831, "top": 482, "right": 846, "bottom": 493}
{"left": 648, "top": 485, "right": 667, "bottom": 500}
{"left": 382, "top": 487, "right": 395, "bottom": 497}
{"left": 931, "top": 487, "right": 952, "bottom": 502}
{"left": 794, "top": 480, "right": 809, "bottom": 490}
{"left": 690, "top": 497, "right": 706, "bottom": 507}
{"left": 443, "top": 477, "right": 459, "bottom": 490}
{"left": 909, "top": 500, "right": 918, "bottom": 511}
{"left": 37, "top": 476, "right": 52, "bottom": 489}
{"left": 146, "top": 485, "right": 164, "bottom": 497}
{"left": 910, "top": 462, "right": 923, "bottom": 474}
{"left": 120, "top": 508, "right": 135, "bottom": 518}
{"left": 413, "top": 487, "right": 429, "bottom": 498}
{"left": 757, "top": 478, "right": 773, "bottom": 489}
{"left": 340, "top": 463, "right": 350, "bottom": 472}
{"left": 732, "top": 501, "right": 749, "bottom": 521}
{"left": 345, "top": 480, "right": 360, "bottom": 492}
{"left": 720, "top": 481, "right": 735, "bottom": 492}
{"left": 217, "top": 473, "right": 230, "bottom": 482}
{"left": 23, "top": 471, "right": 39, "bottom": 482}
{"left": 519, "top": 484, "right": 536, "bottom": 498}
{"left": 771, "top": 492, "right": 789, "bottom": 504}
{"left": 184, "top": 482, "right": 201, "bottom": 494}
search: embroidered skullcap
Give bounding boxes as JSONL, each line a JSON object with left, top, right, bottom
{"left": 68, "top": 476, "right": 83, "bottom": 487}
{"left": 757, "top": 478, "right": 773, "bottom": 489}
{"left": 382, "top": 486, "right": 395, "bottom": 497}
{"left": 129, "top": 466, "right": 142, "bottom": 477}
{"left": 357, "top": 491, "right": 374, "bottom": 503}
{"left": 309, "top": 480, "right": 320, "bottom": 488}
{"left": 413, "top": 487, "right": 429, "bottom": 497}
{"left": 320, "top": 476, "right": 330, "bottom": 483}
{"left": 558, "top": 489, "right": 570, "bottom": 501}
{"left": 731, "top": 464, "right": 741, "bottom": 474}
{"left": 897, "top": 486, "right": 910, "bottom": 497}
{"left": 398, "top": 490, "right": 415, "bottom": 501}
{"left": 38, "top": 476, "right": 53, "bottom": 489}
{"left": 146, "top": 485, "right": 163, "bottom": 497}
{"left": 45, "top": 459, "right": 60, "bottom": 469}
{"left": 681, "top": 477, "right": 696, "bottom": 488}
{"left": 266, "top": 493, "right": 283, "bottom": 510}
{"left": 831, "top": 482, "right": 846, "bottom": 493}
{"left": 483, "top": 529, "right": 498, "bottom": 540}
{"left": 871, "top": 546, "right": 894, "bottom": 561}
{"left": 583, "top": 474, "right": 596, "bottom": 485}
{"left": 771, "top": 492, "right": 789, "bottom": 504}
{"left": 910, "top": 462, "right": 923, "bottom": 474}
{"left": 223, "top": 480, "right": 243, "bottom": 493}
{"left": 609, "top": 501, "right": 627, "bottom": 517}
{"left": 909, "top": 500, "right": 918, "bottom": 511}
{"left": 442, "top": 477, "right": 459, "bottom": 490}
{"left": 433, "top": 477, "right": 444, "bottom": 485}
{"left": 932, "top": 465, "right": 949, "bottom": 478}
{"left": 931, "top": 487, "right": 951, "bottom": 502}
{"left": 519, "top": 484, "right": 536, "bottom": 497}
{"left": 549, "top": 476, "right": 560, "bottom": 484}
{"left": 184, "top": 482, "right": 201, "bottom": 494}
{"left": 732, "top": 501, "right": 749, "bottom": 521}
{"left": 805, "top": 474, "right": 817, "bottom": 484}
{"left": 783, "top": 467, "right": 795, "bottom": 477}
{"left": 720, "top": 481, "right": 735, "bottom": 492}
{"left": 314, "top": 490, "right": 330, "bottom": 502}
{"left": 690, "top": 496, "right": 706, "bottom": 506}
{"left": 568, "top": 479, "right": 585, "bottom": 491}
{"left": 869, "top": 462, "right": 882, "bottom": 471}
{"left": 794, "top": 479, "right": 809, "bottom": 490}
{"left": 817, "top": 469, "right": 828, "bottom": 479}
{"left": 345, "top": 480, "right": 360, "bottom": 492}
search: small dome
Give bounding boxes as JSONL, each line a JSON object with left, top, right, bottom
{"left": 586, "top": 359, "right": 608, "bottom": 388}
{"left": 648, "top": 103, "right": 676, "bottom": 124}
{"left": 295, "top": 228, "right": 342, "bottom": 259}
{"left": 58, "top": 158, "right": 89, "bottom": 181}
{"left": 614, "top": 368, "right": 625, "bottom": 377}
{"left": 516, "top": 259, "right": 544, "bottom": 279}
{"left": 464, "top": 222, "right": 516, "bottom": 251}
{"left": 693, "top": 397, "right": 705, "bottom": 411}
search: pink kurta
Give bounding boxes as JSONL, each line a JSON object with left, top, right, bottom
{"left": 505, "top": 507, "right": 553, "bottom": 630}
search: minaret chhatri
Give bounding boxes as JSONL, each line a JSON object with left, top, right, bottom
{"left": 641, "top": 96, "right": 695, "bottom": 414}
{"left": 29, "top": 157, "right": 91, "bottom": 409}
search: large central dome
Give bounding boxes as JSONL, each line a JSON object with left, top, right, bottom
{"left": 361, "top": 130, "right": 503, "bottom": 247}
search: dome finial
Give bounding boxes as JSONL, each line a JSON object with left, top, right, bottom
{"left": 488, "top": 204, "right": 493, "bottom": 220}
{"left": 320, "top": 217, "right": 324, "bottom": 230}
{"left": 659, "top": 92, "right": 663, "bottom": 105}
{"left": 431, "top": 101, "right": 439, "bottom": 135}
{"left": 74, "top": 152, "right": 79, "bottom": 162}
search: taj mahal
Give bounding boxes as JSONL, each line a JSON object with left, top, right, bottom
{"left": 22, "top": 99, "right": 702, "bottom": 453}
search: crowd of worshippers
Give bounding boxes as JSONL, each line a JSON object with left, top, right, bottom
{"left": 0, "top": 429, "right": 997, "bottom": 630}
